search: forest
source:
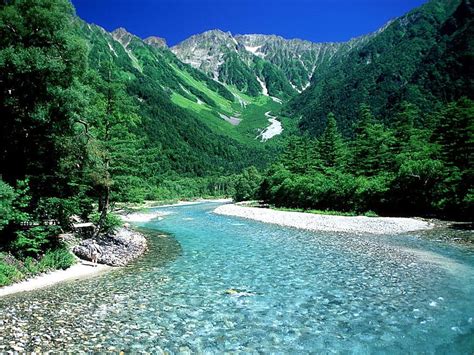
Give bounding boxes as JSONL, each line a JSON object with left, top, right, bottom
{"left": 236, "top": 101, "right": 472, "bottom": 220}
{"left": 0, "top": 0, "right": 254, "bottom": 283}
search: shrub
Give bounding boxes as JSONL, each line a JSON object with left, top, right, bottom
{"left": 38, "top": 248, "right": 76, "bottom": 271}
{"left": 0, "top": 253, "right": 24, "bottom": 287}
{"left": 0, "top": 180, "right": 16, "bottom": 231}
{"left": 90, "top": 212, "right": 122, "bottom": 235}
{"left": 11, "top": 225, "right": 61, "bottom": 258}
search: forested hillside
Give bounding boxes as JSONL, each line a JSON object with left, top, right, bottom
{"left": 0, "top": 0, "right": 282, "bottom": 278}
{"left": 172, "top": 30, "right": 371, "bottom": 100}
{"left": 241, "top": 0, "right": 473, "bottom": 220}
{"left": 286, "top": 0, "right": 472, "bottom": 136}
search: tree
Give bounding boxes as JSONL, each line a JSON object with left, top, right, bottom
{"left": 432, "top": 98, "right": 474, "bottom": 217}
{"left": 0, "top": 0, "right": 88, "bottom": 200}
{"left": 316, "top": 113, "right": 348, "bottom": 169}
{"left": 233, "top": 166, "right": 262, "bottom": 202}
{"left": 351, "top": 104, "right": 395, "bottom": 176}
{"left": 84, "top": 65, "right": 141, "bottom": 234}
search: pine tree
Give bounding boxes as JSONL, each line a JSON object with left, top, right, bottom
{"left": 85, "top": 64, "right": 141, "bottom": 234}
{"left": 316, "top": 113, "right": 347, "bottom": 169}
{"left": 352, "top": 104, "right": 394, "bottom": 176}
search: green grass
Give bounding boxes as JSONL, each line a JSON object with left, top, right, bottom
{"left": 170, "top": 64, "right": 234, "bottom": 113}
{"left": 272, "top": 206, "right": 380, "bottom": 217}
{"left": 169, "top": 63, "right": 298, "bottom": 150}
{"left": 0, "top": 248, "right": 76, "bottom": 287}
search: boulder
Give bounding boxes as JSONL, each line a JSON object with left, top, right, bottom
{"left": 73, "top": 228, "right": 147, "bottom": 266}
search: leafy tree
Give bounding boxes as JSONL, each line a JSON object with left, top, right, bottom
{"left": 0, "top": 0, "right": 88, "bottom": 199}
{"left": 0, "top": 180, "right": 16, "bottom": 231}
{"left": 233, "top": 167, "right": 262, "bottom": 202}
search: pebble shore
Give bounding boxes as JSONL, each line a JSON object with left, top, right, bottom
{"left": 214, "top": 204, "right": 432, "bottom": 235}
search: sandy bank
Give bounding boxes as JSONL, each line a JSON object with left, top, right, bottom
{"left": 1, "top": 227, "right": 149, "bottom": 297}
{"left": 119, "top": 199, "right": 232, "bottom": 222}
{"left": 120, "top": 210, "right": 171, "bottom": 223}
{"left": 0, "top": 261, "right": 110, "bottom": 298}
{"left": 214, "top": 204, "right": 432, "bottom": 235}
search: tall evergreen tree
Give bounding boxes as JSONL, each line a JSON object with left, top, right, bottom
{"left": 0, "top": 0, "right": 88, "bottom": 199}
{"left": 352, "top": 104, "right": 394, "bottom": 176}
{"left": 84, "top": 64, "right": 141, "bottom": 234}
{"left": 316, "top": 113, "right": 347, "bottom": 169}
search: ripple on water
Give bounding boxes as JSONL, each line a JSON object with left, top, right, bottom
{"left": 0, "top": 203, "right": 473, "bottom": 353}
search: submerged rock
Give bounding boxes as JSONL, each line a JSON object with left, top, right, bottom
{"left": 73, "top": 228, "right": 147, "bottom": 266}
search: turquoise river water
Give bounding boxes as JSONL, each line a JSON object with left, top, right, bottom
{"left": 1, "top": 202, "right": 473, "bottom": 353}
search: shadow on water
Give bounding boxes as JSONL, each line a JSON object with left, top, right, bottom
{"left": 128, "top": 227, "right": 183, "bottom": 269}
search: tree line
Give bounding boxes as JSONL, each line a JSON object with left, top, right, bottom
{"left": 235, "top": 100, "right": 473, "bottom": 220}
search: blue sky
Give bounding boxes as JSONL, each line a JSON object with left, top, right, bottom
{"left": 72, "top": 0, "right": 427, "bottom": 46}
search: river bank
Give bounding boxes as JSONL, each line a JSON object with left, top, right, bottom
{"left": 118, "top": 198, "right": 232, "bottom": 223}
{"left": 0, "top": 199, "right": 228, "bottom": 297}
{"left": 0, "top": 227, "right": 148, "bottom": 298}
{"left": 0, "top": 261, "right": 110, "bottom": 298}
{"left": 214, "top": 203, "right": 433, "bottom": 235}
{"left": 1, "top": 201, "right": 471, "bottom": 353}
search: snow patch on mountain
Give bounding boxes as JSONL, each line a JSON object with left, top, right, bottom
{"left": 270, "top": 96, "right": 283, "bottom": 104}
{"left": 290, "top": 82, "right": 302, "bottom": 93}
{"left": 256, "top": 76, "right": 269, "bottom": 96}
{"left": 257, "top": 111, "right": 283, "bottom": 141}
{"left": 245, "top": 45, "right": 264, "bottom": 57}
{"left": 107, "top": 42, "right": 118, "bottom": 57}
{"left": 219, "top": 113, "right": 241, "bottom": 126}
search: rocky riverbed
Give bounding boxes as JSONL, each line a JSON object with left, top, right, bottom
{"left": 214, "top": 203, "right": 433, "bottom": 235}
{"left": 73, "top": 227, "right": 148, "bottom": 267}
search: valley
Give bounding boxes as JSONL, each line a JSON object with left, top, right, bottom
{"left": 0, "top": 0, "right": 472, "bottom": 351}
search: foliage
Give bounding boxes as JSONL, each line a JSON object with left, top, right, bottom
{"left": 233, "top": 167, "right": 263, "bottom": 202}
{"left": 0, "top": 254, "right": 23, "bottom": 287}
{"left": 287, "top": 0, "right": 472, "bottom": 137}
{"left": 37, "top": 248, "right": 76, "bottom": 270}
{"left": 0, "top": 248, "right": 75, "bottom": 287}
{"left": 89, "top": 212, "right": 122, "bottom": 235}
{"left": 11, "top": 226, "right": 61, "bottom": 258}
{"left": 0, "top": 180, "right": 16, "bottom": 231}
{"left": 260, "top": 98, "right": 473, "bottom": 219}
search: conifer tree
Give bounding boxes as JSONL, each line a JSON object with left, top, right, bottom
{"left": 316, "top": 113, "right": 347, "bottom": 169}
{"left": 352, "top": 104, "right": 394, "bottom": 176}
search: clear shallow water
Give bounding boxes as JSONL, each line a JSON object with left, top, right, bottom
{"left": 1, "top": 202, "right": 473, "bottom": 353}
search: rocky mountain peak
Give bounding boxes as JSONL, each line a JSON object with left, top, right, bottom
{"left": 111, "top": 27, "right": 137, "bottom": 47}
{"left": 144, "top": 36, "right": 167, "bottom": 48}
{"left": 171, "top": 29, "right": 240, "bottom": 80}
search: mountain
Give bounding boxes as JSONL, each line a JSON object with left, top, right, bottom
{"left": 286, "top": 0, "right": 472, "bottom": 136}
{"left": 171, "top": 30, "right": 371, "bottom": 100}
{"left": 144, "top": 36, "right": 167, "bottom": 48}
{"left": 76, "top": 23, "right": 283, "bottom": 179}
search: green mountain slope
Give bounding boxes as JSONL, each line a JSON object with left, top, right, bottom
{"left": 286, "top": 0, "right": 472, "bottom": 136}
{"left": 171, "top": 30, "right": 371, "bottom": 100}
{"left": 77, "top": 22, "right": 286, "bottom": 178}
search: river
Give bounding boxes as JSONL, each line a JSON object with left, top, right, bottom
{"left": 1, "top": 202, "right": 473, "bottom": 353}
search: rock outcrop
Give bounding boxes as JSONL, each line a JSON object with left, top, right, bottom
{"left": 144, "top": 36, "right": 167, "bottom": 48}
{"left": 73, "top": 227, "right": 147, "bottom": 266}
